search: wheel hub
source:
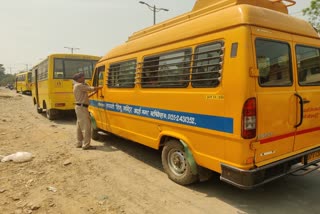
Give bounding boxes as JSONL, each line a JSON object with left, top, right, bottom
{"left": 168, "top": 150, "right": 187, "bottom": 176}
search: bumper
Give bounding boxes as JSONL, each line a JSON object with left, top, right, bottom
{"left": 220, "top": 147, "right": 320, "bottom": 189}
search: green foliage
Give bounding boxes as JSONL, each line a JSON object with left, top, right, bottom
{"left": 0, "top": 75, "right": 15, "bottom": 87}
{"left": 0, "top": 65, "right": 15, "bottom": 87}
{"left": 302, "top": 0, "right": 320, "bottom": 31}
{"left": 0, "top": 64, "right": 5, "bottom": 76}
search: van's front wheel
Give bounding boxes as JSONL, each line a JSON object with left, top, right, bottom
{"left": 161, "top": 140, "right": 198, "bottom": 185}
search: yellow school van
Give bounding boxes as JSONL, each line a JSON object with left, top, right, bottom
{"left": 31, "top": 53, "right": 100, "bottom": 120}
{"left": 89, "top": 0, "right": 320, "bottom": 189}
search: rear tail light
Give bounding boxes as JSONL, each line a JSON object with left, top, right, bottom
{"left": 242, "top": 97, "right": 256, "bottom": 139}
{"left": 55, "top": 103, "right": 66, "bottom": 107}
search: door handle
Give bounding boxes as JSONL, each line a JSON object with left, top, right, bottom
{"left": 100, "top": 95, "right": 104, "bottom": 98}
{"left": 294, "top": 93, "right": 304, "bottom": 128}
{"left": 302, "top": 99, "right": 310, "bottom": 104}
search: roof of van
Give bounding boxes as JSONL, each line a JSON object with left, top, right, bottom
{"left": 130, "top": 0, "right": 290, "bottom": 41}
{"left": 101, "top": 0, "right": 318, "bottom": 61}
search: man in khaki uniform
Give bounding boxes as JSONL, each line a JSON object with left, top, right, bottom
{"left": 73, "top": 72, "right": 102, "bottom": 150}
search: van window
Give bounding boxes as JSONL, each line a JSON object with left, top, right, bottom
{"left": 192, "top": 41, "right": 224, "bottom": 88}
{"left": 255, "top": 39, "right": 292, "bottom": 87}
{"left": 296, "top": 45, "right": 320, "bottom": 86}
{"left": 141, "top": 49, "right": 192, "bottom": 88}
{"left": 93, "top": 66, "right": 105, "bottom": 87}
{"left": 108, "top": 60, "right": 136, "bottom": 88}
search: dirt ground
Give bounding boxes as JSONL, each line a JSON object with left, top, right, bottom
{"left": 1, "top": 87, "right": 320, "bottom": 214}
{"left": 0, "top": 87, "right": 235, "bottom": 214}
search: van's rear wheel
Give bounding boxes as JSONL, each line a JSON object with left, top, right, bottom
{"left": 46, "top": 109, "right": 58, "bottom": 120}
{"left": 161, "top": 140, "right": 198, "bottom": 185}
{"left": 35, "top": 105, "right": 43, "bottom": 113}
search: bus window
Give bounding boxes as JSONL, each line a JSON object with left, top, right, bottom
{"left": 257, "top": 56, "right": 270, "bottom": 83}
{"left": 141, "top": 49, "right": 192, "bottom": 88}
{"left": 192, "top": 41, "right": 224, "bottom": 88}
{"left": 255, "top": 39, "right": 292, "bottom": 87}
{"left": 296, "top": 45, "right": 320, "bottom": 86}
{"left": 39, "top": 60, "right": 48, "bottom": 80}
{"left": 54, "top": 59, "right": 64, "bottom": 78}
{"left": 27, "top": 72, "right": 32, "bottom": 83}
{"left": 141, "top": 56, "right": 159, "bottom": 87}
{"left": 54, "top": 59, "right": 97, "bottom": 79}
{"left": 107, "top": 60, "right": 136, "bottom": 88}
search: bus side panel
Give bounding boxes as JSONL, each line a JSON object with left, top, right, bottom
{"left": 95, "top": 26, "right": 257, "bottom": 173}
{"left": 37, "top": 79, "right": 50, "bottom": 109}
{"left": 104, "top": 88, "right": 229, "bottom": 171}
{"left": 222, "top": 26, "right": 256, "bottom": 170}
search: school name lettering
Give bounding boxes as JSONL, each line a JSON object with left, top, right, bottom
{"left": 105, "top": 103, "right": 197, "bottom": 125}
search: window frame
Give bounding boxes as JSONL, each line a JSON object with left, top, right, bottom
{"left": 141, "top": 48, "right": 192, "bottom": 88}
{"left": 191, "top": 41, "right": 224, "bottom": 88}
{"left": 255, "top": 38, "right": 293, "bottom": 87}
{"left": 107, "top": 59, "right": 137, "bottom": 88}
{"left": 295, "top": 44, "right": 320, "bottom": 87}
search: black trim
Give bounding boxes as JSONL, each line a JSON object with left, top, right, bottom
{"left": 76, "top": 103, "right": 88, "bottom": 108}
{"left": 220, "top": 147, "right": 320, "bottom": 189}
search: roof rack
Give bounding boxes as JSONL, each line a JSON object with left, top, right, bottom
{"left": 269, "top": 0, "right": 296, "bottom": 7}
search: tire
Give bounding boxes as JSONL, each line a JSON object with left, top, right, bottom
{"left": 35, "top": 105, "right": 43, "bottom": 113}
{"left": 91, "top": 125, "right": 100, "bottom": 141}
{"left": 161, "top": 140, "right": 198, "bottom": 185}
{"left": 46, "top": 109, "right": 58, "bottom": 120}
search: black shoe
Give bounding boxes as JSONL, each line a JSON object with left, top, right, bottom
{"left": 82, "top": 146, "right": 96, "bottom": 150}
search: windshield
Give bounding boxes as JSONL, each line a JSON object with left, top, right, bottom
{"left": 54, "top": 58, "right": 98, "bottom": 79}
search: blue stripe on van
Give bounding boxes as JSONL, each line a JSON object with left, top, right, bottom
{"left": 90, "top": 100, "right": 233, "bottom": 134}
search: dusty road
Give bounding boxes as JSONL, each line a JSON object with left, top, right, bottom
{"left": 1, "top": 87, "right": 320, "bottom": 214}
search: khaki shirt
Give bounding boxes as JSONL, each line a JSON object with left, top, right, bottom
{"left": 73, "top": 82, "right": 95, "bottom": 105}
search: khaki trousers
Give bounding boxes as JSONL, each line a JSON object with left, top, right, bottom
{"left": 75, "top": 106, "right": 91, "bottom": 148}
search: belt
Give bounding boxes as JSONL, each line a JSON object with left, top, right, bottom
{"left": 76, "top": 103, "right": 89, "bottom": 108}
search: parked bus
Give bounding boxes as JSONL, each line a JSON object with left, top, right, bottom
{"left": 89, "top": 0, "right": 320, "bottom": 189}
{"left": 15, "top": 71, "right": 32, "bottom": 94}
{"left": 32, "top": 53, "right": 100, "bottom": 120}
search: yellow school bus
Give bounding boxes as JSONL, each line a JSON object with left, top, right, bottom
{"left": 31, "top": 53, "right": 100, "bottom": 120}
{"left": 15, "top": 71, "right": 32, "bottom": 94}
{"left": 89, "top": 0, "right": 320, "bottom": 189}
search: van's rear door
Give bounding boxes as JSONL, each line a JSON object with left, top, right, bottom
{"left": 293, "top": 43, "right": 320, "bottom": 152}
{"left": 253, "top": 36, "right": 297, "bottom": 163}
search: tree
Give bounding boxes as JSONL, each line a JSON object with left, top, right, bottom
{"left": 302, "top": 0, "right": 320, "bottom": 31}
{"left": 0, "top": 64, "right": 5, "bottom": 77}
{"left": 0, "top": 64, "right": 15, "bottom": 87}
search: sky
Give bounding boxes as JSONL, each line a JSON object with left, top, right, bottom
{"left": 0, "top": 0, "right": 312, "bottom": 74}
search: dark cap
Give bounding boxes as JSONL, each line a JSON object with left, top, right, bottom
{"left": 73, "top": 72, "right": 84, "bottom": 81}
